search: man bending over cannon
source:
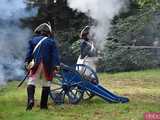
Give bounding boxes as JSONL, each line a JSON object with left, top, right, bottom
{"left": 25, "top": 23, "right": 60, "bottom": 110}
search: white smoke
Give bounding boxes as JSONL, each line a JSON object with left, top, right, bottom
{"left": 67, "top": 0, "right": 129, "bottom": 49}
{"left": 0, "top": 0, "right": 37, "bottom": 85}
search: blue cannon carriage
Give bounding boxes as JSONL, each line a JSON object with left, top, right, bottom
{"left": 50, "top": 64, "right": 129, "bottom": 104}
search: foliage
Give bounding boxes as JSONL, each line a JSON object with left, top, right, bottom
{"left": 101, "top": 1, "right": 160, "bottom": 72}
{"left": 56, "top": 30, "right": 80, "bottom": 64}
{"left": 135, "top": 0, "right": 160, "bottom": 9}
{"left": 102, "top": 44, "right": 158, "bottom": 72}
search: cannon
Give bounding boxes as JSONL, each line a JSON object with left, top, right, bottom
{"left": 50, "top": 64, "right": 129, "bottom": 104}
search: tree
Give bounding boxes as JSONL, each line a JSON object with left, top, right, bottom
{"left": 135, "top": 0, "right": 160, "bottom": 9}
{"left": 100, "top": 0, "right": 160, "bottom": 72}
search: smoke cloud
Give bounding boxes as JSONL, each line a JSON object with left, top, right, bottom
{"left": 67, "top": 0, "right": 129, "bottom": 49}
{"left": 0, "top": 0, "right": 36, "bottom": 85}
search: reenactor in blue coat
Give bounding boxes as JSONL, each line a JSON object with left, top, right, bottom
{"left": 77, "top": 26, "right": 97, "bottom": 72}
{"left": 25, "top": 23, "right": 60, "bottom": 110}
{"left": 79, "top": 26, "right": 97, "bottom": 59}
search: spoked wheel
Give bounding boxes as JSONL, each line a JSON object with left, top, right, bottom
{"left": 50, "top": 85, "right": 83, "bottom": 104}
{"left": 75, "top": 64, "right": 99, "bottom": 84}
{"left": 66, "top": 85, "right": 83, "bottom": 104}
{"left": 75, "top": 64, "right": 99, "bottom": 100}
{"left": 50, "top": 64, "right": 84, "bottom": 104}
{"left": 50, "top": 86, "right": 65, "bottom": 105}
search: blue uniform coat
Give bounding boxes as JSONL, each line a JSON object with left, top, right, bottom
{"left": 80, "top": 40, "right": 97, "bottom": 59}
{"left": 25, "top": 35, "right": 60, "bottom": 80}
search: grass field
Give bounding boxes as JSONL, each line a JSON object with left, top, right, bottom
{"left": 0, "top": 69, "right": 160, "bottom": 120}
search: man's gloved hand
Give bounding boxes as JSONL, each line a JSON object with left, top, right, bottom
{"left": 53, "top": 66, "right": 60, "bottom": 75}
{"left": 24, "top": 62, "right": 29, "bottom": 71}
{"left": 25, "top": 59, "right": 35, "bottom": 71}
{"left": 53, "top": 66, "right": 60, "bottom": 72}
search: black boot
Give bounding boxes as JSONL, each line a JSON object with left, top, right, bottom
{"left": 40, "top": 87, "right": 50, "bottom": 109}
{"left": 26, "top": 85, "right": 35, "bottom": 111}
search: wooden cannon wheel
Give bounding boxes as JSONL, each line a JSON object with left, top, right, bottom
{"left": 50, "top": 64, "right": 83, "bottom": 104}
{"left": 75, "top": 64, "right": 99, "bottom": 100}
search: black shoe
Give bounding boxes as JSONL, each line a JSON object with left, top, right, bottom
{"left": 26, "top": 99, "right": 34, "bottom": 111}
{"left": 40, "top": 87, "right": 50, "bottom": 109}
{"left": 26, "top": 85, "right": 35, "bottom": 111}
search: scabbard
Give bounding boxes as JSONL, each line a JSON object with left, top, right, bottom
{"left": 17, "top": 71, "right": 30, "bottom": 88}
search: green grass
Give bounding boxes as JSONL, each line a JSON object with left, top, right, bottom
{"left": 0, "top": 69, "right": 160, "bottom": 120}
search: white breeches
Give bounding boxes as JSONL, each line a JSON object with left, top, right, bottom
{"left": 27, "top": 63, "right": 51, "bottom": 87}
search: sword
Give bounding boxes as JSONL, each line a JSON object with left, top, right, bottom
{"left": 17, "top": 71, "right": 30, "bottom": 88}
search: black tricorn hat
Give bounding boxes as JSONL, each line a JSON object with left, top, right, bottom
{"left": 80, "top": 26, "right": 90, "bottom": 38}
{"left": 34, "top": 23, "right": 52, "bottom": 33}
